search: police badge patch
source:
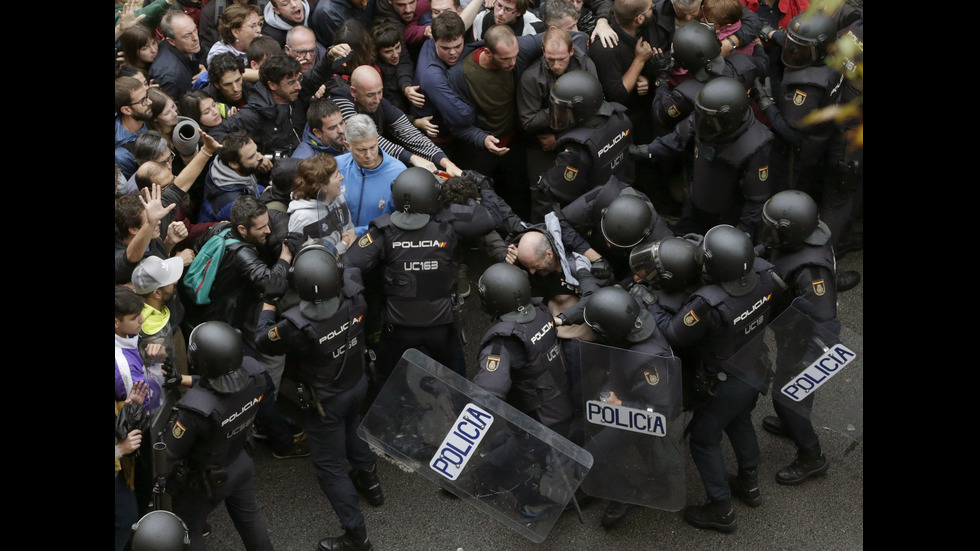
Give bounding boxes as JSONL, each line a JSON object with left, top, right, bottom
{"left": 812, "top": 279, "right": 826, "bottom": 296}
{"left": 358, "top": 233, "right": 373, "bottom": 248}
{"left": 667, "top": 104, "right": 680, "bottom": 118}
{"left": 683, "top": 310, "right": 700, "bottom": 327}
{"left": 485, "top": 356, "right": 500, "bottom": 372}
{"left": 172, "top": 421, "right": 186, "bottom": 439}
{"left": 759, "top": 166, "right": 769, "bottom": 181}
{"left": 267, "top": 327, "right": 280, "bottom": 341}
{"left": 644, "top": 368, "right": 660, "bottom": 385}
{"left": 793, "top": 90, "right": 807, "bottom": 106}
{"left": 564, "top": 166, "right": 579, "bottom": 181}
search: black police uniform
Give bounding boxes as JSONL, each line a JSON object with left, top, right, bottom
{"left": 537, "top": 102, "right": 634, "bottom": 206}
{"left": 344, "top": 201, "right": 495, "bottom": 385}
{"left": 765, "top": 239, "right": 840, "bottom": 453}
{"left": 760, "top": 59, "right": 853, "bottom": 243}
{"left": 474, "top": 298, "right": 574, "bottom": 435}
{"left": 559, "top": 176, "right": 673, "bottom": 279}
{"left": 651, "top": 256, "right": 781, "bottom": 504}
{"left": 647, "top": 114, "right": 773, "bottom": 238}
{"left": 163, "top": 359, "right": 274, "bottom": 551}
{"left": 253, "top": 267, "right": 380, "bottom": 535}
{"left": 651, "top": 51, "right": 769, "bottom": 136}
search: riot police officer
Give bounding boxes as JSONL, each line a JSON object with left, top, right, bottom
{"left": 631, "top": 76, "right": 774, "bottom": 238}
{"left": 753, "top": 10, "right": 855, "bottom": 249}
{"left": 343, "top": 167, "right": 496, "bottom": 389}
{"left": 253, "top": 244, "right": 381, "bottom": 551}
{"left": 649, "top": 225, "right": 782, "bottom": 533}
{"left": 536, "top": 70, "right": 634, "bottom": 208}
{"left": 581, "top": 286, "right": 679, "bottom": 529}
{"left": 650, "top": 22, "right": 769, "bottom": 136}
{"left": 628, "top": 234, "right": 703, "bottom": 316}
{"left": 559, "top": 175, "right": 674, "bottom": 283}
{"left": 131, "top": 510, "right": 190, "bottom": 551}
{"left": 474, "top": 262, "right": 575, "bottom": 436}
{"left": 162, "top": 321, "right": 274, "bottom": 550}
{"left": 757, "top": 190, "right": 837, "bottom": 486}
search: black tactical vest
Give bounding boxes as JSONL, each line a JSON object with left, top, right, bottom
{"left": 175, "top": 358, "right": 266, "bottom": 470}
{"left": 689, "top": 257, "right": 780, "bottom": 372}
{"left": 557, "top": 104, "right": 634, "bottom": 197}
{"left": 690, "top": 119, "right": 772, "bottom": 213}
{"left": 479, "top": 299, "right": 566, "bottom": 413}
{"left": 375, "top": 214, "right": 458, "bottom": 327}
{"left": 281, "top": 273, "right": 369, "bottom": 401}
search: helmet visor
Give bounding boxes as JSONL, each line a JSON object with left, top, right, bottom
{"left": 781, "top": 34, "right": 817, "bottom": 68}
{"left": 549, "top": 100, "right": 577, "bottom": 131}
{"left": 693, "top": 108, "right": 727, "bottom": 139}
{"left": 628, "top": 240, "right": 661, "bottom": 283}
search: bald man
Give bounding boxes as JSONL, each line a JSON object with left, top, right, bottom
{"left": 329, "top": 65, "right": 462, "bottom": 175}
{"left": 507, "top": 213, "right": 604, "bottom": 339}
{"left": 284, "top": 25, "right": 326, "bottom": 74}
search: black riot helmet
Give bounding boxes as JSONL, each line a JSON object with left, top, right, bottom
{"left": 671, "top": 22, "right": 724, "bottom": 80}
{"left": 694, "top": 76, "right": 750, "bottom": 140}
{"left": 584, "top": 286, "right": 655, "bottom": 344}
{"left": 187, "top": 321, "right": 244, "bottom": 379}
{"left": 131, "top": 510, "right": 190, "bottom": 551}
{"left": 762, "top": 190, "right": 830, "bottom": 250}
{"left": 290, "top": 243, "right": 343, "bottom": 303}
{"left": 782, "top": 10, "right": 836, "bottom": 69}
{"left": 600, "top": 194, "right": 655, "bottom": 250}
{"left": 550, "top": 70, "right": 604, "bottom": 131}
{"left": 477, "top": 262, "right": 536, "bottom": 322}
{"left": 390, "top": 167, "right": 443, "bottom": 230}
{"left": 629, "top": 235, "right": 700, "bottom": 292}
{"left": 696, "top": 224, "right": 758, "bottom": 296}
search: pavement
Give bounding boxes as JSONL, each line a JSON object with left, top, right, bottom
{"left": 199, "top": 238, "right": 864, "bottom": 551}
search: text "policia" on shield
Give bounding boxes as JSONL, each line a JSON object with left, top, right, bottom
{"left": 429, "top": 403, "right": 495, "bottom": 481}
{"left": 780, "top": 343, "right": 857, "bottom": 402}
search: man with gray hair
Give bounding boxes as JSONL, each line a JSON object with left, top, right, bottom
{"left": 335, "top": 114, "right": 408, "bottom": 236}
{"left": 149, "top": 10, "right": 206, "bottom": 101}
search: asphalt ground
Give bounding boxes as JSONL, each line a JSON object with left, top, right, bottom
{"left": 199, "top": 240, "right": 864, "bottom": 551}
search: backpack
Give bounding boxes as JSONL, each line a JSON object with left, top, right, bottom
{"left": 182, "top": 226, "right": 236, "bottom": 305}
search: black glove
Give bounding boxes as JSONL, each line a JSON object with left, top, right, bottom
{"left": 648, "top": 50, "right": 673, "bottom": 74}
{"left": 283, "top": 232, "right": 307, "bottom": 255}
{"left": 462, "top": 169, "right": 494, "bottom": 191}
{"left": 628, "top": 144, "right": 651, "bottom": 160}
{"left": 161, "top": 358, "right": 181, "bottom": 392}
{"left": 759, "top": 24, "right": 774, "bottom": 43}
{"left": 590, "top": 258, "right": 615, "bottom": 286}
{"left": 628, "top": 282, "right": 658, "bottom": 307}
{"left": 753, "top": 77, "right": 774, "bottom": 111}
{"left": 262, "top": 279, "right": 289, "bottom": 303}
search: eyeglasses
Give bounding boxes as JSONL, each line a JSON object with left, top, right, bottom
{"left": 289, "top": 46, "right": 317, "bottom": 58}
{"left": 129, "top": 94, "right": 152, "bottom": 107}
{"left": 494, "top": 3, "right": 518, "bottom": 15}
{"left": 245, "top": 22, "right": 263, "bottom": 31}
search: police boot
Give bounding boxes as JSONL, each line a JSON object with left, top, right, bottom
{"left": 318, "top": 523, "right": 373, "bottom": 551}
{"left": 836, "top": 270, "right": 861, "bottom": 292}
{"left": 762, "top": 415, "right": 790, "bottom": 438}
{"left": 727, "top": 467, "right": 761, "bottom": 507}
{"left": 350, "top": 465, "right": 384, "bottom": 506}
{"left": 600, "top": 500, "right": 633, "bottom": 530}
{"left": 683, "top": 498, "right": 737, "bottom": 533}
{"left": 776, "top": 445, "right": 829, "bottom": 486}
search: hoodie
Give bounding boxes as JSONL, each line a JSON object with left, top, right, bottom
{"left": 198, "top": 158, "right": 265, "bottom": 223}
{"left": 262, "top": 0, "right": 311, "bottom": 48}
{"left": 291, "top": 123, "right": 346, "bottom": 160}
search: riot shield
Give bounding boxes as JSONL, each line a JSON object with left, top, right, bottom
{"left": 315, "top": 187, "right": 353, "bottom": 248}
{"left": 767, "top": 298, "right": 863, "bottom": 444}
{"left": 569, "top": 339, "right": 687, "bottom": 512}
{"left": 357, "top": 349, "right": 594, "bottom": 543}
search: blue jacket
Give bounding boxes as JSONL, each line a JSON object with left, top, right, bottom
{"left": 335, "top": 149, "right": 406, "bottom": 236}
{"left": 115, "top": 115, "right": 146, "bottom": 179}
{"left": 198, "top": 158, "right": 266, "bottom": 223}
{"left": 149, "top": 40, "right": 202, "bottom": 102}
{"left": 411, "top": 39, "right": 475, "bottom": 135}
{"left": 291, "top": 124, "right": 346, "bottom": 160}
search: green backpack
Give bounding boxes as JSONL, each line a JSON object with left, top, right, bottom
{"left": 182, "top": 227, "right": 235, "bottom": 305}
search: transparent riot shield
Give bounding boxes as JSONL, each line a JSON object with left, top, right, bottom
{"left": 315, "top": 186, "right": 353, "bottom": 248}
{"left": 767, "top": 298, "right": 863, "bottom": 444}
{"left": 357, "top": 348, "right": 594, "bottom": 543}
{"left": 569, "top": 339, "right": 687, "bottom": 512}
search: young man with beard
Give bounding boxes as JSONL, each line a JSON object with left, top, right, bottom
{"left": 198, "top": 131, "right": 273, "bottom": 223}
{"left": 115, "top": 76, "right": 152, "bottom": 179}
